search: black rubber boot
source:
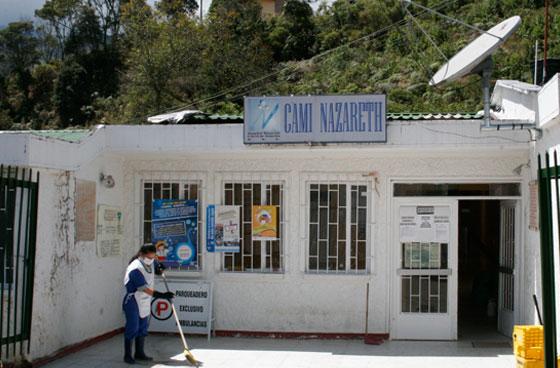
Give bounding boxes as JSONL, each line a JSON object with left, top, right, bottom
{"left": 124, "top": 338, "right": 136, "bottom": 364}
{"left": 134, "top": 336, "right": 153, "bottom": 361}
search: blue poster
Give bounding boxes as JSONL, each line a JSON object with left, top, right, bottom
{"left": 206, "top": 205, "right": 241, "bottom": 252}
{"left": 152, "top": 199, "right": 197, "bottom": 267}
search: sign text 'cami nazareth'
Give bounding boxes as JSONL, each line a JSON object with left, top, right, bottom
{"left": 244, "top": 95, "right": 386, "bottom": 144}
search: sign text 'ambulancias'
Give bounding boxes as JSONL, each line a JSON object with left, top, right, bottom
{"left": 244, "top": 95, "right": 386, "bottom": 144}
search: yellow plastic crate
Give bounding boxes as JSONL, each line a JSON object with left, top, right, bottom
{"left": 513, "top": 325, "right": 544, "bottom": 360}
{"left": 515, "top": 356, "right": 560, "bottom": 368}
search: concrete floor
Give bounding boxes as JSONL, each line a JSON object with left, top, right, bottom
{"left": 42, "top": 332, "right": 515, "bottom": 368}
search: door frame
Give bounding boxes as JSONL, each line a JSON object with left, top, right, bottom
{"left": 497, "top": 199, "right": 521, "bottom": 337}
{"left": 387, "top": 178, "right": 523, "bottom": 340}
{"left": 391, "top": 197, "right": 459, "bottom": 340}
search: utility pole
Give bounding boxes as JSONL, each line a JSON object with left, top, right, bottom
{"left": 200, "top": 0, "right": 203, "bottom": 22}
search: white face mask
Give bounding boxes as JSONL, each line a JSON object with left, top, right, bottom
{"left": 143, "top": 257, "right": 154, "bottom": 266}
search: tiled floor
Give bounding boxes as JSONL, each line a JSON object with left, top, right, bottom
{"left": 42, "top": 333, "right": 515, "bottom": 368}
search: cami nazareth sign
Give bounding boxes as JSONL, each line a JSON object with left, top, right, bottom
{"left": 244, "top": 95, "right": 386, "bottom": 144}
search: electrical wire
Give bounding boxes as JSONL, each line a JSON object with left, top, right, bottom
{"left": 141, "top": 0, "right": 459, "bottom": 119}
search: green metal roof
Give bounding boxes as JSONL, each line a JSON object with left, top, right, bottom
{"left": 29, "top": 129, "right": 92, "bottom": 142}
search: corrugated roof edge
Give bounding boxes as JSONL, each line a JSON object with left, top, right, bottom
{"left": 185, "top": 112, "right": 483, "bottom": 123}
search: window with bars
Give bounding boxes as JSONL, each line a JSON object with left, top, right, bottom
{"left": 222, "top": 182, "right": 284, "bottom": 273}
{"left": 142, "top": 180, "right": 202, "bottom": 271}
{"left": 308, "top": 183, "right": 369, "bottom": 273}
{"left": 400, "top": 242, "right": 449, "bottom": 313}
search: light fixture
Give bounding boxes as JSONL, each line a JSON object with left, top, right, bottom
{"left": 99, "top": 173, "right": 115, "bottom": 188}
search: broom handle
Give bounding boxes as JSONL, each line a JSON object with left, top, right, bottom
{"left": 161, "top": 272, "right": 190, "bottom": 350}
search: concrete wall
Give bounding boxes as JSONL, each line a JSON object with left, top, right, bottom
{"left": 0, "top": 120, "right": 534, "bottom": 361}
{"left": 524, "top": 111, "right": 560, "bottom": 349}
{"left": 28, "top": 153, "right": 127, "bottom": 360}
{"left": 120, "top": 145, "right": 528, "bottom": 336}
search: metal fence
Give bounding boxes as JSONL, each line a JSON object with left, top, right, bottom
{"left": 0, "top": 165, "right": 39, "bottom": 361}
{"left": 538, "top": 151, "right": 559, "bottom": 368}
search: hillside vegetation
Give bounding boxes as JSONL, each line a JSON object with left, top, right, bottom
{"left": 0, "top": 0, "right": 558, "bottom": 129}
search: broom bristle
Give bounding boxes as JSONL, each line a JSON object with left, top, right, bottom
{"left": 185, "top": 349, "right": 199, "bottom": 366}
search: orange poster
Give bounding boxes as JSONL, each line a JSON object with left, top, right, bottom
{"left": 252, "top": 206, "right": 278, "bottom": 240}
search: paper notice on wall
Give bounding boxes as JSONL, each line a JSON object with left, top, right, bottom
{"left": 399, "top": 206, "right": 450, "bottom": 243}
{"left": 96, "top": 205, "right": 123, "bottom": 257}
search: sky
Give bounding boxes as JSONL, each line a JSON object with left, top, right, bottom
{"left": 0, "top": 0, "right": 328, "bottom": 27}
{"left": 0, "top": 0, "right": 209, "bottom": 27}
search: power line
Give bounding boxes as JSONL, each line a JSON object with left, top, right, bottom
{"left": 142, "top": 0, "right": 459, "bottom": 120}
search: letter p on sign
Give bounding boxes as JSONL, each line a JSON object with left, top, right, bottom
{"left": 151, "top": 299, "right": 172, "bottom": 321}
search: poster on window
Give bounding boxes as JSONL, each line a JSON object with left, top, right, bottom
{"left": 252, "top": 205, "right": 278, "bottom": 240}
{"left": 96, "top": 205, "right": 123, "bottom": 257}
{"left": 206, "top": 205, "right": 241, "bottom": 252}
{"left": 152, "top": 199, "right": 197, "bottom": 267}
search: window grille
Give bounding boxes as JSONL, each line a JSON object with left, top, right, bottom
{"left": 140, "top": 174, "right": 203, "bottom": 271}
{"left": 400, "top": 242, "right": 449, "bottom": 313}
{"left": 222, "top": 181, "right": 284, "bottom": 273}
{"left": 307, "top": 181, "right": 370, "bottom": 273}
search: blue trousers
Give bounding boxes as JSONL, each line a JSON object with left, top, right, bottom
{"left": 123, "top": 297, "right": 149, "bottom": 340}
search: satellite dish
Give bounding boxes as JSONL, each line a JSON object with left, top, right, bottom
{"left": 430, "top": 15, "right": 521, "bottom": 86}
{"left": 429, "top": 15, "right": 521, "bottom": 127}
{"left": 430, "top": 16, "right": 521, "bottom": 86}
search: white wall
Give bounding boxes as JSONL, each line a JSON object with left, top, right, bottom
{"left": 121, "top": 147, "right": 528, "bottom": 336}
{"left": 28, "top": 152, "right": 127, "bottom": 360}
{"left": 525, "top": 116, "right": 560, "bottom": 350}
{"left": 0, "top": 120, "right": 533, "bottom": 361}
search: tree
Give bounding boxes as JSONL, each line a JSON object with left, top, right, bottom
{"left": 268, "top": 0, "right": 316, "bottom": 61}
{"left": 203, "top": 0, "right": 273, "bottom": 106}
{"left": 0, "top": 22, "right": 41, "bottom": 125}
{"left": 35, "top": 0, "right": 81, "bottom": 58}
{"left": 156, "top": 0, "right": 199, "bottom": 18}
{"left": 119, "top": 0, "right": 206, "bottom": 119}
{"left": 0, "top": 22, "right": 40, "bottom": 75}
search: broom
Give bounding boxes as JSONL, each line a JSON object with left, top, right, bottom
{"left": 160, "top": 272, "right": 200, "bottom": 366}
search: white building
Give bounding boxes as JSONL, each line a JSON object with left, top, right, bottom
{"left": 0, "top": 75, "right": 560, "bottom": 364}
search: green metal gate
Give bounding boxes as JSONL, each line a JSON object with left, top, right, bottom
{"left": 538, "top": 151, "right": 559, "bottom": 368}
{"left": 0, "top": 165, "right": 39, "bottom": 361}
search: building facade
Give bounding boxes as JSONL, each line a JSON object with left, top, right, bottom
{"left": 0, "top": 75, "right": 559, "bottom": 363}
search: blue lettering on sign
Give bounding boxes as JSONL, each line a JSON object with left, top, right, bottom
{"left": 284, "top": 103, "right": 312, "bottom": 133}
{"left": 319, "top": 101, "right": 383, "bottom": 133}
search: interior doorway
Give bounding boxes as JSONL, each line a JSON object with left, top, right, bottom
{"left": 458, "top": 200, "right": 515, "bottom": 340}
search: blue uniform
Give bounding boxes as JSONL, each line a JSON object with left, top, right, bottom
{"left": 123, "top": 259, "right": 154, "bottom": 340}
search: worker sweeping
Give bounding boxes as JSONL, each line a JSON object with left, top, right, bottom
{"left": 122, "top": 245, "right": 174, "bottom": 364}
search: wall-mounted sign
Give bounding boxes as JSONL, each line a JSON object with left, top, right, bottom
{"left": 207, "top": 205, "right": 241, "bottom": 252}
{"left": 152, "top": 199, "right": 197, "bottom": 267}
{"left": 529, "top": 180, "right": 539, "bottom": 231}
{"left": 244, "top": 95, "right": 386, "bottom": 144}
{"left": 252, "top": 205, "right": 278, "bottom": 240}
{"left": 96, "top": 205, "right": 123, "bottom": 257}
{"left": 399, "top": 205, "right": 450, "bottom": 243}
{"left": 150, "top": 280, "right": 213, "bottom": 339}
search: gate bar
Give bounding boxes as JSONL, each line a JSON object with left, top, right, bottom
{"left": 20, "top": 169, "right": 32, "bottom": 355}
{"left": 0, "top": 165, "right": 4, "bottom": 359}
{"left": 26, "top": 171, "right": 39, "bottom": 354}
{"left": 538, "top": 153, "right": 558, "bottom": 368}
{"left": 12, "top": 169, "right": 25, "bottom": 356}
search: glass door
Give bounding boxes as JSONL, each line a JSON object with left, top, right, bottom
{"left": 392, "top": 199, "right": 458, "bottom": 340}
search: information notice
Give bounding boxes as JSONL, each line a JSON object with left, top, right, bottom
{"left": 150, "top": 280, "right": 213, "bottom": 338}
